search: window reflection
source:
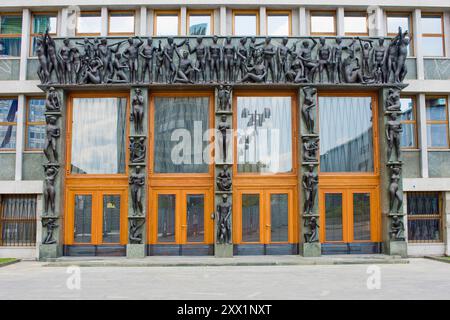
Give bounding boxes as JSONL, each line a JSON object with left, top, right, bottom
{"left": 426, "top": 97, "right": 448, "bottom": 148}
{"left": 155, "top": 13, "right": 179, "bottom": 36}
{"left": 399, "top": 97, "right": 416, "bottom": 148}
{"left": 187, "top": 195, "right": 205, "bottom": 242}
{"left": 344, "top": 13, "right": 367, "bottom": 35}
{"left": 0, "top": 98, "right": 18, "bottom": 149}
{"left": 234, "top": 14, "right": 257, "bottom": 36}
{"left": 102, "top": 195, "right": 121, "bottom": 243}
{"left": 242, "top": 194, "right": 260, "bottom": 242}
{"left": 325, "top": 193, "right": 343, "bottom": 241}
{"left": 188, "top": 14, "right": 211, "bottom": 35}
{"left": 27, "top": 98, "right": 46, "bottom": 150}
{"left": 109, "top": 12, "right": 135, "bottom": 34}
{"left": 237, "top": 96, "right": 292, "bottom": 174}
{"left": 0, "top": 14, "right": 22, "bottom": 57}
{"left": 157, "top": 194, "right": 176, "bottom": 242}
{"left": 353, "top": 193, "right": 371, "bottom": 240}
{"left": 71, "top": 97, "right": 127, "bottom": 174}
{"left": 74, "top": 195, "right": 92, "bottom": 243}
{"left": 267, "top": 14, "right": 290, "bottom": 36}
{"left": 311, "top": 12, "right": 336, "bottom": 35}
{"left": 319, "top": 96, "right": 374, "bottom": 172}
{"left": 76, "top": 12, "right": 101, "bottom": 35}
{"left": 270, "top": 194, "right": 288, "bottom": 242}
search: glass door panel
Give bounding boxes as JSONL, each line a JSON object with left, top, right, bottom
{"left": 74, "top": 194, "right": 93, "bottom": 243}
{"left": 186, "top": 194, "right": 205, "bottom": 243}
{"left": 241, "top": 194, "right": 261, "bottom": 242}
{"left": 157, "top": 194, "right": 176, "bottom": 243}
{"left": 324, "top": 193, "right": 343, "bottom": 241}
{"left": 102, "top": 194, "right": 121, "bottom": 243}
{"left": 269, "top": 193, "right": 289, "bottom": 242}
{"left": 352, "top": 193, "right": 371, "bottom": 241}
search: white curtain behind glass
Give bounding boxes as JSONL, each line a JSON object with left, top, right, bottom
{"left": 237, "top": 97, "right": 292, "bottom": 173}
{"left": 319, "top": 97, "right": 374, "bottom": 172}
{"left": 71, "top": 98, "right": 126, "bottom": 174}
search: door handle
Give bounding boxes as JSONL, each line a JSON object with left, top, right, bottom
{"left": 266, "top": 224, "right": 271, "bottom": 228}
{"left": 181, "top": 225, "right": 187, "bottom": 228}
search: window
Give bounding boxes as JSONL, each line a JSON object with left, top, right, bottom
{"left": 70, "top": 97, "right": 127, "bottom": 174}
{"left": 0, "top": 13, "right": 22, "bottom": 57}
{"left": 233, "top": 10, "right": 259, "bottom": 36}
{"left": 187, "top": 10, "right": 213, "bottom": 35}
{"left": 30, "top": 12, "right": 57, "bottom": 56}
{"left": 421, "top": 13, "right": 445, "bottom": 57}
{"left": 76, "top": 11, "right": 101, "bottom": 36}
{"left": 407, "top": 192, "right": 443, "bottom": 242}
{"left": 267, "top": 11, "right": 291, "bottom": 36}
{"left": 237, "top": 96, "right": 293, "bottom": 174}
{"left": 319, "top": 96, "right": 374, "bottom": 172}
{"left": 0, "top": 195, "right": 37, "bottom": 246}
{"left": 26, "top": 98, "right": 46, "bottom": 150}
{"left": 426, "top": 96, "right": 449, "bottom": 148}
{"left": 399, "top": 96, "right": 417, "bottom": 149}
{"left": 387, "top": 12, "right": 413, "bottom": 56}
{"left": 153, "top": 96, "right": 211, "bottom": 173}
{"left": 154, "top": 11, "right": 180, "bottom": 36}
{"left": 108, "top": 11, "right": 135, "bottom": 35}
{"left": 0, "top": 97, "right": 18, "bottom": 150}
{"left": 310, "top": 11, "right": 336, "bottom": 35}
{"left": 344, "top": 12, "right": 368, "bottom": 36}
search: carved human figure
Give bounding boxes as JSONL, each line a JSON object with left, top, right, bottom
{"left": 106, "top": 52, "right": 129, "bottom": 83}
{"left": 139, "top": 37, "right": 156, "bottom": 83}
{"left": 223, "top": 37, "right": 236, "bottom": 83}
{"left": 385, "top": 88, "right": 401, "bottom": 112}
{"left": 44, "top": 29, "right": 61, "bottom": 83}
{"left": 35, "top": 36, "right": 50, "bottom": 84}
{"left": 394, "top": 28, "right": 410, "bottom": 83}
{"left": 58, "top": 38, "right": 72, "bottom": 84}
{"left": 43, "top": 165, "right": 58, "bottom": 215}
{"left": 129, "top": 137, "right": 146, "bottom": 163}
{"left": 102, "top": 40, "right": 125, "bottom": 82}
{"left": 357, "top": 37, "right": 374, "bottom": 77}
{"left": 44, "top": 116, "right": 60, "bottom": 163}
{"left": 208, "top": 35, "right": 222, "bottom": 82}
{"left": 316, "top": 37, "right": 332, "bottom": 83}
{"left": 187, "top": 37, "right": 208, "bottom": 82}
{"left": 76, "top": 37, "right": 95, "bottom": 60}
{"left": 248, "top": 37, "right": 264, "bottom": 65}
{"left": 129, "top": 166, "right": 145, "bottom": 216}
{"left": 173, "top": 50, "right": 198, "bottom": 84}
{"left": 163, "top": 37, "right": 187, "bottom": 83}
{"left": 304, "top": 216, "right": 319, "bottom": 243}
{"left": 122, "top": 37, "right": 144, "bottom": 83}
{"left": 45, "top": 87, "right": 61, "bottom": 112}
{"left": 303, "top": 137, "right": 319, "bottom": 162}
{"left": 296, "top": 38, "right": 318, "bottom": 82}
{"left": 216, "top": 165, "right": 232, "bottom": 191}
{"left": 81, "top": 57, "right": 103, "bottom": 84}
{"left": 155, "top": 40, "right": 165, "bottom": 83}
{"left": 236, "top": 37, "right": 249, "bottom": 81}
{"left": 303, "top": 165, "right": 318, "bottom": 215}
{"left": 331, "top": 37, "right": 349, "bottom": 84}
{"left": 277, "top": 37, "right": 293, "bottom": 82}
{"left": 389, "top": 165, "right": 403, "bottom": 213}
{"left": 372, "top": 38, "right": 388, "bottom": 83}
{"left": 70, "top": 46, "right": 82, "bottom": 84}
{"left": 239, "top": 55, "right": 267, "bottom": 83}
{"left": 215, "top": 194, "right": 231, "bottom": 244}
{"left": 42, "top": 218, "right": 58, "bottom": 244}
{"left": 302, "top": 86, "right": 317, "bottom": 134}
{"left": 129, "top": 218, "right": 145, "bottom": 244}
{"left": 386, "top": 32, "right": 402, "bottom": 83}
{"left": 342, "top": 47, "right": 367, "bottom": 84}
{"left": 285, "top": 52, "right": 307, "bottom": 83}
{"left": 386, "top": 112, "right": 402, "bottom": 162}
{"left": 218, "top": 115, "right": 230, "bottom": 162}
{"left": 217, "top": 85, "right": 232, "bottom": 111}
{"left": 262, "top": 37, "right": 277, "bottom": 83}
{"left": 390, "top": 215, "right": 405, "bottom": 241}
{"left": 131, "top": 88, "right": 144, "bottom": 133}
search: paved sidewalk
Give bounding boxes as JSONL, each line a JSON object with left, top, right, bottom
{"left": 43, "top": 254, "right": 408, "bottom": 267}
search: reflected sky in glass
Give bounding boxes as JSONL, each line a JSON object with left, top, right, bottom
{"left": 422, "top": 37, "right": 444, "bottom": 57}
{"left": 189, "top": 15, "right": 211, "bottom": 35}
{"left": 344, "top": 16, "right": 367, "bottom": 34}
{"left": 311, "top": 15, "right": 335, "bottom": 34}
{"left": 421, "top": 16, "right": 442, "bottom": 34}
{"left": 387, "top": 16, "right": 410, "bottom": 34}
{"left": 109, "top": 13, "right": 134, "bottom": 34}
{"left": 77, "top": 14, "right": 101, "bottom": 34}
{"left": 234, "top": 15, "right": 257, "bottom": 36}
{"left": 156, "top": 15, "right": 179, "bottom": 36}
{"left": 400, "top": 98, "right": 414, "bottom": 121}
{"left": 267, "top": 15, "right": 289, "bottom": 36}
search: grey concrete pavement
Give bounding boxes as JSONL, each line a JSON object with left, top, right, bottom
{"left": 0, "top": 258, "right": 448, "bottom": 299}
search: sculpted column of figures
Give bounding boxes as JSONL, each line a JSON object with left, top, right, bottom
{"left": 217, "top": 85, "right": 232, "bottom": 112}
{"left": 302, "top": 86, "right": 317, "bottom": 133}
{"left": 216, "top": 165, "right": 232, "bottom": 192}
{"left": 129, "top": 166, "right": 145, "bottom": 216}
{"left": 215, "top": 194, "right": 231, "bottom": 244}
{"left": 131, "top": 88, "right": 144, "bottom": 133}
{"left": 44, "top": 116, "right": 60, "bottom": 163}
{"left": 303, "top": 165, "right": 318, "bottom": 216}
{"left": 129, "top": 137, "right": 146, "bottom": 163}
{"left": 218, "top": 115, "right": 230, "bottom": 162}
{"left": 386, "top": 112, "right": 402, "bottom": 162}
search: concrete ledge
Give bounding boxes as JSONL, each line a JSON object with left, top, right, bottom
{"left": 42, "top": 254, "right": 409, "bottom": 267}
{"left": 424, "top": 256, "right": 450, "bottom": 264}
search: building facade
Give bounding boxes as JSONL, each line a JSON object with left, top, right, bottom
{"left": 0, "top": 0, "right": 449, "bottom": 259}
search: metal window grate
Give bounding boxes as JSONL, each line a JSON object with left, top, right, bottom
{"left": 0, "top": 195, "right": 37, "bottom": 246}
{"left": 407, "top": 192, "right": 443, "bottom": 243}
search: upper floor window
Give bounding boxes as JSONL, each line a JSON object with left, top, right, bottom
{"left": 387, "top": 12, "right": 413, "bottom": 56}
{"left": 187, "top": 10, "right": 213, "bottom": 36}
{"left": 30, "top": 12, "right": 57, "bottom": 56}
{"left": 233, "top": 10, "right": 259, "bottom": 36}
{"left": 266, "top": 11, "right": 291, "bottom": 36}
{"left": 26, "top": 98, "right": 46, "bottom": 150}
{"left": 426, "top": 96, "right": 449, "bottom": 148}
{"left": 0, "top": 13, "right": 22, "bottom": 57}
{"left": 421, "top": 13, "right": 445, "bottom": 57}
{"left": 108, "top": 11, "right": 135, "bottom": 35}
{"left": 154, "top": 11, "right": 180, "bottom": 36}
{"left": 310, "top": 11, "right": 336, "bottom": 35}
{"left": 344, "top": 12, "right": 368, "bottom": 36}
{"left": 76, "top": 11, "right": 101, "bottom": 36}
{"left": 399, "top": 96, "right": 417, "bottom": 149}
{"left": 0, "top": 97, "right": 18, "bottom": 150}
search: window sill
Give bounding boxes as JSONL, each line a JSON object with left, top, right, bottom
{"left": 428, "top": 148, "right": 450, "bottom": 152}
{"left": 401, "top": 148, "right": 420, "bottom": 151}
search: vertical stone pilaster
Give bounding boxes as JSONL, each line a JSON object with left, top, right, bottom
{"left": 127, "top": 87, "right": 148, "bottom": 258}
{"left": 214, "top": 85, "right": 233, "bottom": 257}
{"left": 39, "top": 88, "right": 66, "bottom": 260}
{"left": 298, "top": 86, "right": 320, "bottom": 257}
{"left": 380, "top": 87, "right": 407, "bottom": 257}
